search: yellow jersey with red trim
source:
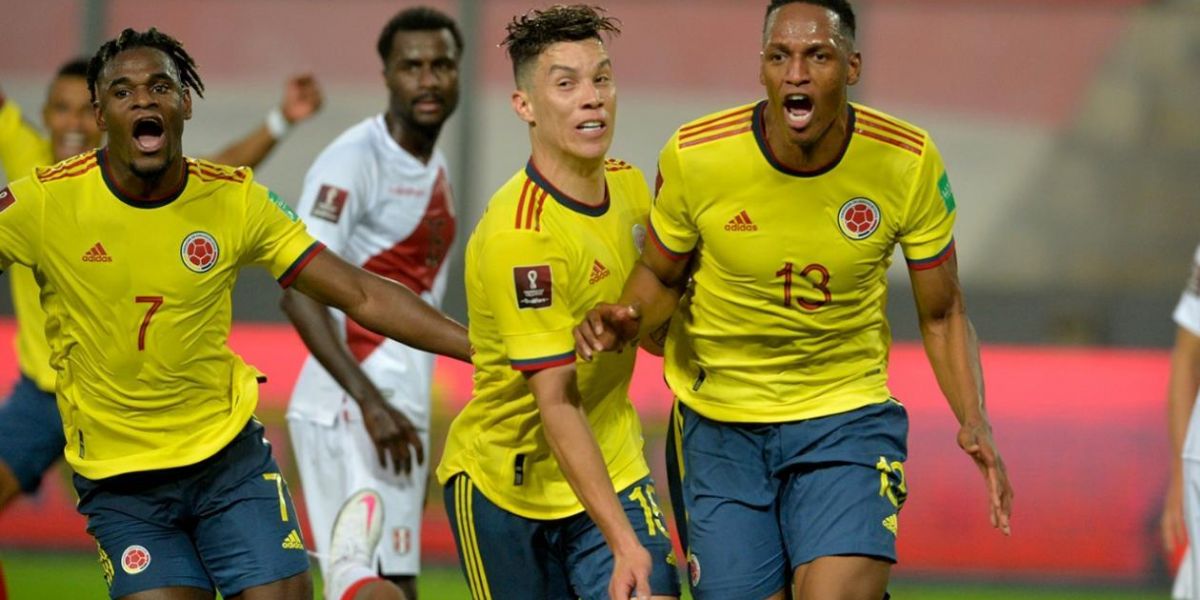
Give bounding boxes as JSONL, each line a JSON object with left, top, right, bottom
{"left": 0, "top": 149, "right": 323, "bottom": 479}
{"left": 437, "top": 159, "right": 652, "bottom": 519}
{"left": 651, "top": 101, "right": 957, "bottom": 423}
{"left": 0, "top": 95, "right": 58, "bottom": 391}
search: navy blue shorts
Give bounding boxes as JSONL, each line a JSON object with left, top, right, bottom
{"left": 666, "top": 399, "right": 908, "bottom": 599}
{"left": 73, "top": 419, "right": 309, "bottom": 599}
{"left": 0, "top": 374, "right": 63, "bottom": 493}
{"left": 444, "top": 473, "right": 682, "bottom": 600}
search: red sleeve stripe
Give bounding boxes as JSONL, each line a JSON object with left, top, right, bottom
{"left": 276, "top": 241, "right": 326, "bottom": 288}
{"left": 39, "top": 161, "right": 99, "bottom": 183}
{"left": 534, "top": 191, "right": 548, "bottom": 232}
{"left": 187, "top": 167, "right": 243, "bottom": 184}
{"left": 856, "top": 116, "right": 925, "bottom": 147}
{"left": 649, "top": 221, "right": 692, "bottom": 261}
{"left": 906, "top": 239, "right": 956, "bottom": 271}
{"left": 511, "top": 350, "right": 576, "bottom": 372}
{"left": 853, "top": 128, "right": 923, "bottom": 156}
{"left": 514, "top": 177, "right": 534, "bottom": 229}
{"left": 855, "top": 106, "right": 924, "bottom": 138}
{"left": 679, "top": 124, "right": 752, "bottom": 150}
{"left": 680, "top": 115, "right": 754, "bottom": 142}
{"left": 680, "top": 106, "right": 755, "bottom": 135}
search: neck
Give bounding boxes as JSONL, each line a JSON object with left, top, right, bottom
{"left": 104, "top": 149, "right": 186, "bottom": 201}
{"left": 764, "top": 103, "right": 851, "bottom": 172}
{"left": 385, "top": 112, "right": 439, "bottom": 163}
{"left": 529, "top": 145, "right": 606, "bottom": 206}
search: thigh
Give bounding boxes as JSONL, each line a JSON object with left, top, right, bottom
{"left": 564, "top": 475, "right": 682, "bottom": 600}
{"left": 190, "top": 423, "right": 310, "bottom": 598}
{"left": 779, "top": 400, "right": 908, "bottom": 568}
{"left": 792, "top": 555, "right": 890, "bottom": 600}
{"left": 0, "top": 376, "right": 64, "bottom": 493}
{"left": 73, "top": 474, "right": 211, "bottom": 599}
{"left": 672, "top": 402, "right": 786, "bottom": 600}
{"left": 443, "top": 474, "right": 570, "bottom": 600}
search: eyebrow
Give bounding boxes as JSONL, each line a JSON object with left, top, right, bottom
{"left": 547, "top": 58, "right": 613, "bottom": 76}
{"left": 106, "top": 72, "right": 174, "bottom": 88}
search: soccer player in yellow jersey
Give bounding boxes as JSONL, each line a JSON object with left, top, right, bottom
{"left": 436, "top": 6, "right": 680, "bottom": 600}
{"left": 0, "top": 29, "right": 467, "bottom": 600}
{"left": 577, "top": 1, "right": 1014, "bottom": 599}
{"left": 0, "top": 59, "right": 323, "bottom": 513}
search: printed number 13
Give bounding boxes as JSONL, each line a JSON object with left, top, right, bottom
{"left": 775, "top": 262, "right": 831, "bottom": 310}
{"left": 135, "top": 296, "right": 163, "bottom": 351}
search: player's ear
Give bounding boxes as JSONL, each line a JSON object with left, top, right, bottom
{"left": 93, "top": 100, "right": 107, "bottom": 132}
{"left": 182, "top": 88, "right": 192, "bottom": 120}
{"left": 847, "top": 51, "right": 862, "bottom": 86}
{"left": 511, "top": 89, "right": 534, "bottom": 125}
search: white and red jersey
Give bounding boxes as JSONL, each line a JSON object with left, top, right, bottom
{"left": 1177, "top": 244, "right": 1200, "bottom": 461}
{"left": 287, "top": 115, "right": 456, "bottom": 428}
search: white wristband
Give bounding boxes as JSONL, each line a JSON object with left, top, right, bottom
{"left": 265, "top": 107, "right": 291, "bottom": 139}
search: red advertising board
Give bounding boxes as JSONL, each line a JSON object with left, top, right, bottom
{"left": 0, "top": 320, "right": 1173, "bottom": 583}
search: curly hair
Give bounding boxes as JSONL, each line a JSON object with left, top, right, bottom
{"left": 765, "top": 0, "right": 856, "bottom": 42}
{"left": 501, "top": 4, "right": 621, "bottom": 85}
{"left": 87, "top": 27, "right": 204, "bottom": 102}
{"left": 377, "top": 6, "right": 464, "bottom": 64}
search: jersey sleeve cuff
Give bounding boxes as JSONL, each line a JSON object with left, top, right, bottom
{"left": 510, "top": 350, "right": 576, "bottom": 372}
{"left": 905, "top": 238, "right": 955, "bottom": 271}
{"left": 648, "top": 220, "right": 693, "bottom": 262}
{"left": 276, "top": 241, "right": 326, "bottom": 288}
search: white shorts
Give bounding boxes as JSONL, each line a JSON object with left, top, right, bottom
{"left": 289, "top": 401, "right": 429, "bottom": 578}
{"left": 1177, "top": 456, "right": 1200, "bottom": 599}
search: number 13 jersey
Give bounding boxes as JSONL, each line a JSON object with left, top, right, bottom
{"left": 650, "top": 101, "right": 957, "bottom": 423}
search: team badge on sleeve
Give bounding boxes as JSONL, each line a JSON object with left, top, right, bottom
{"left": 838, "top": 198, "right": 881, "bottom": 241}
{"left": 513, "top": 265, "right": 552, "bottom": 309}
{"left": 120, "top": 544, "right": 151, "bottom": 575}
{"left": 181, "top": 232, "right": 219, "bottom": 273}
{"left": 0, "top": 187, "right": 14, "bottom": 212}
{"left": 312, "top": 185, "right": 349, "bottom": 223}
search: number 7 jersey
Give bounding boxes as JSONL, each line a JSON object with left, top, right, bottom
{"left": 650, "top": 101, "right": 957, "bottom": 423}
{"left": 0, "top": 150, "right": 322, "bottom": 480}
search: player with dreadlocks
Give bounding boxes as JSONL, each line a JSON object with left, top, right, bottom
{"left": 0, "top": 27, "right": 471, "bottom": 600}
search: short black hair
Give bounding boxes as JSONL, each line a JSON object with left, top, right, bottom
{"left": 56, "top": 58, "right": 90, "bottom": 79}
{"left": 87, "top": 27, "right": 204, "bottom": 102}
{"left": 377, "top": 6, "right": 464, "bottom": 64}
{"left": 501, "top": 4, "right": 621, "bottom": 85}
{"left": 765, "top": 0, "right": 856, "bottom": 41}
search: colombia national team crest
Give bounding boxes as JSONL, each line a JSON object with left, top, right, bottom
{"left": 121, "top": 544, "right": 151, "bottom": 575}
{"left": 180, "top": 232, "right": 219, "bottom": 273}
{"left": 838, "top": 197, "right": 881, "bottom": 241}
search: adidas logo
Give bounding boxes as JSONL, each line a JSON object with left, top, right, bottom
{"left": 82, "top": 242, "right": 113, "bottom": 262}
{"left": 882, "top": 513, "right": 898, "bottom": 537}
{"left": 281, "top": 529, "right": 304, "bottom": 550}
{"left": 589, "top": 259, "right": 611, "bottom": 284}
{"left": 724, "top": 210, "right": 758, "bottom": 232}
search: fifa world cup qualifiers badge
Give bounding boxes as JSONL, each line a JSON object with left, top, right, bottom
{"left": 513, "top": 265, "right": 552, "bottom": 309}
{"left": 0, "top": 187, "right": 14, "bottom": 212}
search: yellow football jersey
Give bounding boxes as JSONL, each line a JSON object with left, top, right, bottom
{"left": 651, "top": 101, "right": 957, "bottom": 423}
{"left": 0, "top": 96, "right": 57, "bottom": 391}
{"left": 0, "top": 150, "right": 322, "bottom": 479}
{"left": 437, "top": 159, "right": 652, "bottom": 519}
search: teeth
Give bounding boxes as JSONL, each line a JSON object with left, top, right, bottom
{"left": 579, "top": 121, "right": 603, "bottom": 130}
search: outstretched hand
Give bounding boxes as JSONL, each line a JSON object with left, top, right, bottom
{"left": 574, "top": 303, "right": 641, "bottom": 361}
{"left": 280, "top": 73, "right": 323, "bottom": 124}
{"left": 957, "top": 420, "right": 1013, "bottom": 535}
{"left": 360, "top": 397, "right": 424, "bottom": 476}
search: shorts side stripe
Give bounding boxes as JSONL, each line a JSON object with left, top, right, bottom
{"left": 672, "top": 400, "right": 686, "bottom": 482}
{"left": 456, "top": 477, "right": 492, "bottom": 600}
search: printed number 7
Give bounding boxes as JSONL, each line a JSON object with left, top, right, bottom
{"left": 134, "top": 296, "right": 164, "bottom": 351}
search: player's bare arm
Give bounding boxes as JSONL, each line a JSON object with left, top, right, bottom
{"left": 281, "top": 289, "right": 423, "bottom": 476}
{"left": 576, "top": 245, "right": 687, "bottom": 360}
{"left": 909, "top": 252, "right": 1013, "bottom": 535}
{"left": 1163, "top": 326, "right": 1200, "bottom": 553}
{"left": 207, "top": 74, "right": 323, "bottom": 167}
{"left": 525, "top": 364, "right": 655, "bottom": 600}
{"left": 290, "top": 249, "right": 470, "bottom": 363}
